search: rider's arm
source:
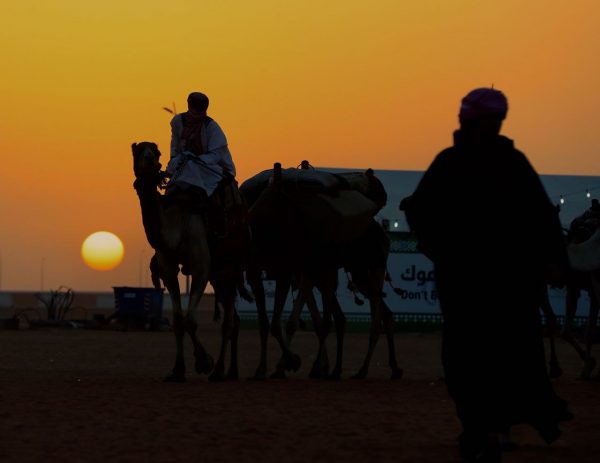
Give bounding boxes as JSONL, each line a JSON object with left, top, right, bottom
{"left": 198, "top": 121, "right": 237, "bottom": 177}
{"left": 166, "top": 115, "right": 183, "bottom": 175}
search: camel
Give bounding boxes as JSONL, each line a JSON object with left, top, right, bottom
{"left": 561, "top": 270, "right": 600, "bottom": 379}
{"left": 540, "top": 212, "right": 600, "bottom": 380}
{"left": 131, "top": 141, "right": 239, "bottom": 382}
{"left": 276, "top": 219, "right": 404, "bottom": 380}
{"left": 240, "top": 163, "right": 402, "bottom": 380}
{"left": 564, "top": 224, "right": 600, "bottom": 379}
{"left": 539, "top": 283, "right": 568, "bottom": 379}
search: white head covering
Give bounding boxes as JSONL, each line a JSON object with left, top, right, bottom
{"left": 459, "top": 88, "right": 508, "bottom": 120}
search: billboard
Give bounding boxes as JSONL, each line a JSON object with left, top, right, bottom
{"left": 236, "top": 232, "right": 587, "bottom": 318}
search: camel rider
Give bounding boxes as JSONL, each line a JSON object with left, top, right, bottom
{"left": 166, "top": 92, "right": 248, "bottom": 280}
{"left": 166, "top": 92, "right": 236, "bottom": 197}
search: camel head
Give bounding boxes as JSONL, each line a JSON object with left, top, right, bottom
{"left": 329, "top": 170, "right": 387, "bottom": 212}
{"left": 132, "top": 142, "right": 162, "bottom": 181}
{"left": 364, "top": 169, "right": 388, "bottom": 211}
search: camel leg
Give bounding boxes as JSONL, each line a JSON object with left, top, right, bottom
{"left": 185, "top": 276, "right": 214, "bottom": 377}
{"left": 247, "top": 269, "right": 270, "bottom": 380}
{"left": 184, "top": 317, "right": 214, "bottom": 376}
{"left": 150, "top": 254, "right": 161, "bottom": 289}
{"left": 561, "top": 284, "right": 589, "bottom": 363}
{"left": 161, "top": 265, "right": 187, "bottom": 382}
{"left": 169, "top": 311, "right": 187, "bottom": 382}
{"left": 562, "top": 283, "right": 580, "bottom": 336}
{"left": 269, "top": 273, "right": 291, "bottom": 346}
{"left": 382, "top": 301, "right": 403, "bottom": 379}
{"left": 269, "top": 274, "right": 301, "bottom": 378}
{"left": 273, "top": 286, "right": 307, "bottom": 378}
{"left": 590, "top": 304, "right": 600, "bottom": 380}
{"left": 301, "top": 290, "right": 330, "bottom": 378}
{"left": 286, "top": 287, "right": 326, "bottom": 343}
{"left": 311, "top": 291, "right": 332, "bottom": 379}
{"left": 226, "top": 309, "right": 241, "bottom": 380}
{"left": 539, "top": 285, "right": 562, "bottom": 379}
{"left": 581, "top": 277, "right": 600, "bottom": 379}
{"left": 305, "top": 289, "right": 325, "bottom": 341}
{"left": 352, "top": 292, "right": 382, "bottom": 380}
{"left": 327, "top": 295, "right": 346, "bottom": 380}
{"left": 285, "top": 287, "right": 307, "bottom": 343}
{"left": 282, "top": 287, "right": 330, "bottom": 379}
{"left": 348, "top": 269, "right": 384, "bottom": 380}
{"left": 209, "top": 287, "right": 236, "bottom": 382}
{"left": 309, "top": 272, "right": 339, "bottom": 379}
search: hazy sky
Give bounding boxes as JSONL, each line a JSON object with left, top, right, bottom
{"left": 1, "top": 1, "right": 599, "bottom": 291}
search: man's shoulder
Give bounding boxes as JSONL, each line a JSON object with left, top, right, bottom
{"left": 204, "top": 116, "right": 218, "bottom": 128}
{"left": 205, "top": 117, "right": 226, "bottom": 136}
{"left": 496, "top": 135, "right": 526, "bottom": 155}
{"left": 497, "top": 136, "right": 530, "bottom": 164}
{"left": 170, "top": 113, "right": 184, "bottom": 126}
{"left": 432, "top": 146, "right": 457, "bottom": 164}
{"left": 437, "top": 146, "right": 456, "bottom": 156}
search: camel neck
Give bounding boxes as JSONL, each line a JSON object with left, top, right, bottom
{"left": 134, "top": 179, "right": 168, "bottom": 251}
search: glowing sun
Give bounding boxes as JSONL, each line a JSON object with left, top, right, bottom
{"left": 81, "top": 231, "right": 124, "bottom": 271}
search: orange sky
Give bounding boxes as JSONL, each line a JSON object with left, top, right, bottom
{"left": 1, "top": 1, "right": 599, "bottom": 291}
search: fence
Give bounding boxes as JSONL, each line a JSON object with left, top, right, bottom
{"left": 237, "top": 311, "right": 595, "bottom": 333}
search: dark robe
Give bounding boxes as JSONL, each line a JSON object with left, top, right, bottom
{"left": 406, "top": 130, "right": 571, "bottom": 440}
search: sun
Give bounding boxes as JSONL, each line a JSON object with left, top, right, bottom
{"left": 81, "top": 231, "right": 125, "bottom": 271}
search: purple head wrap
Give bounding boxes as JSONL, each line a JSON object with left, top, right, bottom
{"left": 459, "top": 88, "right": 508, "bottom": 120}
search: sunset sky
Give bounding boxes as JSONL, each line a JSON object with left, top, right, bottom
{"left": 1, "top": 1, "right": 599, "bottom": 291}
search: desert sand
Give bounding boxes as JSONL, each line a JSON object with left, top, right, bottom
{"left": 0, "top": 317, "right": 598, "bottom": 463}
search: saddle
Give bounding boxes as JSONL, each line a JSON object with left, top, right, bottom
{"left": 567, "top": 227, "right": 600, "bottom": 272}
{"left": 240, "top": 167, "right": 344, "bottom": 207}
{"left": 240, "top": 167, "right": 379, "bottom": 247}
{"left": 206, "top": 177, "right": 251, "bottom": 275}
{"left": 162, "top": 180, "right": 250, "bottom": 276}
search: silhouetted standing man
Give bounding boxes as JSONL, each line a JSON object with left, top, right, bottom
{"left": 405, "top": 88, "right": 572, "bottom": 462}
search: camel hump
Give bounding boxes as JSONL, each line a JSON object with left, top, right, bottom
{"left": 240, "top": 168, "right": 344, "bottom": 208}
{"left": 246, "top": 182, "right": 379, "bottom": 246}
{"left": 567, "top": 228, "right": 600, "bottom": 272}
{"left": 298, "top": 190, "right": 379, "bottom": 244}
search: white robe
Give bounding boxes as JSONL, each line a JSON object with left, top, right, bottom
{"left": 166, "top": 114, "right": 236, "bottom": 196}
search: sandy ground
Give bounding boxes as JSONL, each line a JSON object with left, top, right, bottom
{"left": 0, "top": 317, "right": 599, "bottom": 463}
